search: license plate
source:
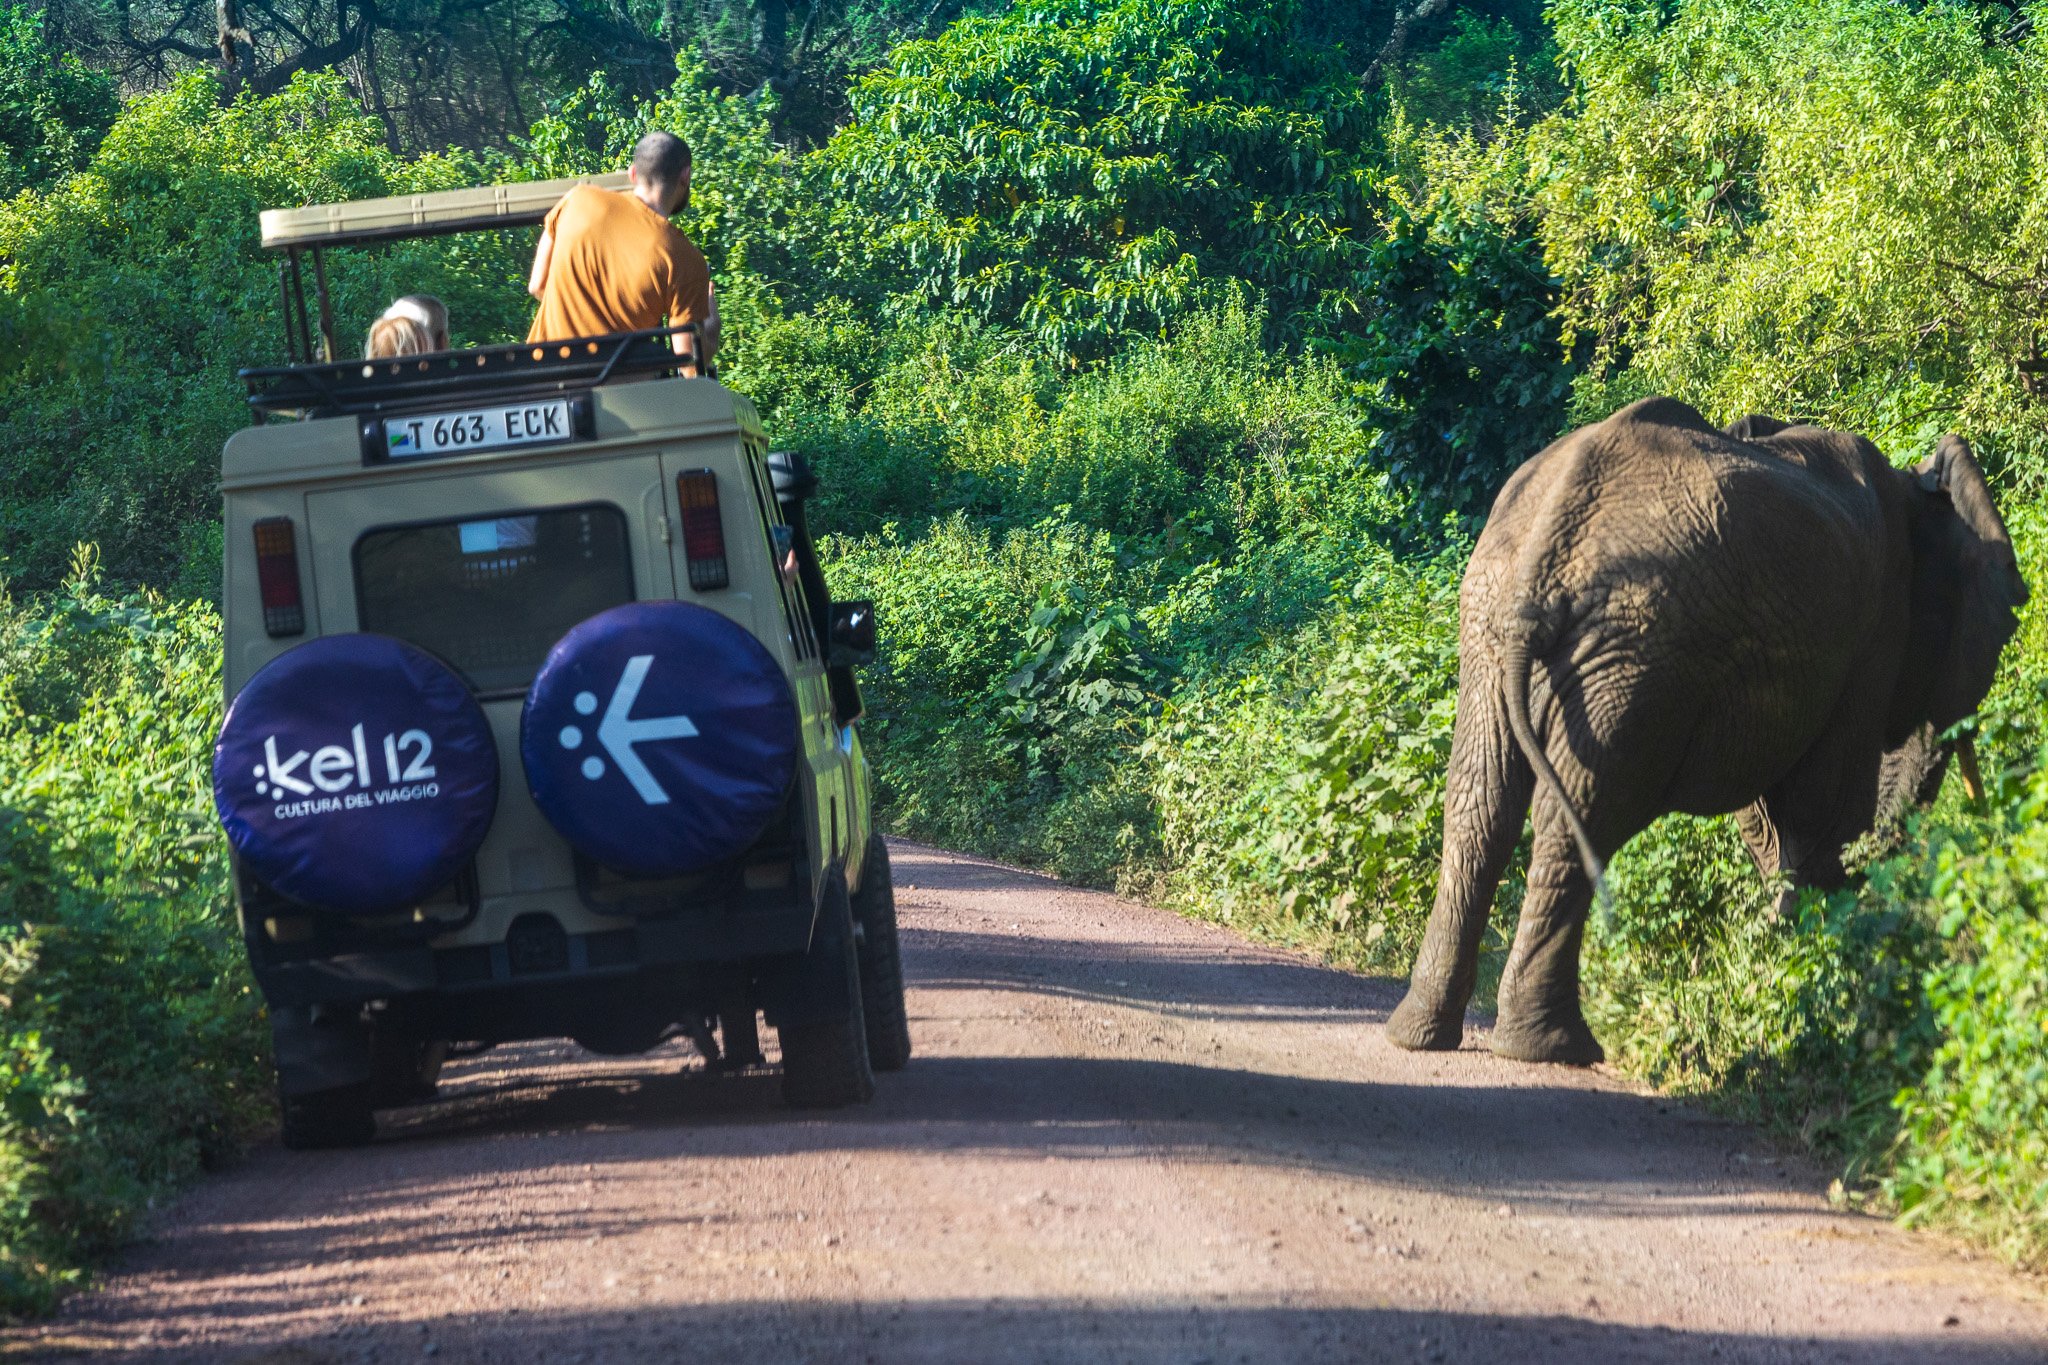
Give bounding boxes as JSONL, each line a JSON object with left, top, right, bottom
{"left": 382, "top": 399, "right": 575, "bottom": 459}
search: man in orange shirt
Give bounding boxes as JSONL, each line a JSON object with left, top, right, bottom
{"left": 525, "top": 131, "right": 719, "bottom": 368}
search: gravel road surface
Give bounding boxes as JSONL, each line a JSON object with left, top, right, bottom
{"left": 14, "top": 840, "right": 2048, "bottom": 1363}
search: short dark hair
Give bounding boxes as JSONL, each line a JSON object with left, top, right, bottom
{"left": 632, "top": 131, "right": 691, "bottom": 189}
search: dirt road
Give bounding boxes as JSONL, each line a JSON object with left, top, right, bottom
{"left": 17, "top": 841, "right": 2048, "bottom": 1363}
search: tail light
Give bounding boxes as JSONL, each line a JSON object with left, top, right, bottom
{"left": 676, "top": 469, "right": 729, "bottom": 590}
{"left": 252, "top": 517, "right": 306, "bottom": 637}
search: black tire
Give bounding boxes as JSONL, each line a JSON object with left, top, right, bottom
{"left": 279, "top": 1083, "right": 377, "bottom": 1150}
{"left": 779, "top": 872, "right": 876, "bottom": 1108}
{"left": 851, "top": 835, "right": 912, "bottom": 1072}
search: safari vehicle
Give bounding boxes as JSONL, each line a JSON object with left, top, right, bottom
{"left": 213, "top": 175, "right": 909, "bottom": 1149}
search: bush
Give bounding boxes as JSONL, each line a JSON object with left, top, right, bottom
{"left": 0, "top": 558, "right": 262, "bottom": 1312}
{"left": 1332, "top": 186, "right": 1581, "bottom": 526}
{"left": 1887, "top": 758, "right": 2048, "bottom": 1267}
{"left": 749, "top": 299, "right": 1404, "bottom": 548}
{"left": 1584, "top": 815, "right": 1944, "bottom": 1165}
{"left": 798, "top": 297, "right": 1421, "bottom": 889}
{"left": 0, "top": 73, "right": 526, "bottom": 591}
{"left": 1144, "top": 548, "right": 1481, "bottom": 971}
{"left": 821, "top": 514, "right": 1154, "bottom": 883}
{"left": 1532, "top": 0, "right": 2048, "bottom": 472}
{"left": 0, "top": 4, "right": 116, "bottom": 198}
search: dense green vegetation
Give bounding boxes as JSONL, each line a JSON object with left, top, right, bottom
{"left": 0, "top": 6, "right": 113, "bottom": 198}
{"left": 0, "top": 555, "right": 261, "bottom": 1308}
{"left": 0, "top": 0, "right": 2044, "bottom": 1311}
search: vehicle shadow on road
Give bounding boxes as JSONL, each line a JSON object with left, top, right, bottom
{"left": 254, "top": 1045, "right": 1809, "bottom": 1287}
{"left": 34, "top": 1296, "right": 2035, "bottom": 1364}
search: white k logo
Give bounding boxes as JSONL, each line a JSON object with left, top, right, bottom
{"left": 592, "top": 655, "right": 699, "bottom": 805}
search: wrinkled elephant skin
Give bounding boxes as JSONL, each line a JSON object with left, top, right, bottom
{"left": 1388, "top": 398, "right": 2028, "bottom": 1064}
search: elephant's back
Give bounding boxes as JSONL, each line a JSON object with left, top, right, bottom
{"left": 1471, "top": 397, "right": 1894, "bottom": 609}
{"left": 1461, "top": 399, "right": 1904, "bottom": 797}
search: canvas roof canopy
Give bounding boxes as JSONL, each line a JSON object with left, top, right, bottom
{"left": 259, "top": 172, "right": 630, "bottom": 251}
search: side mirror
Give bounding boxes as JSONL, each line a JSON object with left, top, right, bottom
{"left": 828, "top": 599, "right": 877, "bottom": 667}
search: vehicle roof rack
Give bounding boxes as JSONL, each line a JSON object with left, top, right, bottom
{"left": 260, "top": 172, "right": 629, "bottom": 251}
{"left": 241, "top": 325, "right": 705, "bottom": 420}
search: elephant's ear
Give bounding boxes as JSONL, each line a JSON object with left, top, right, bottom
{"left": 1901, "top": 435, "right": 2029, "bottom": 741}
{"left": 1915, "top": 436, "right": 2017, "bottom": 557}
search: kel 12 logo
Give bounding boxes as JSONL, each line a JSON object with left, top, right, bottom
{"left": 255, "top": 724, "right": 437, "bottom": 797}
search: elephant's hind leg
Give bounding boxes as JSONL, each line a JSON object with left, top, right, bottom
{"left": 1388, "top": 677, "right": 1534, "bottom": 1052}
{"left": 1491, "top": 809, "right": 1605, "bottom": 1065}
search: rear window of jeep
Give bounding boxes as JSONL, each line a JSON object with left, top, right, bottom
{"left": 354, "top": 503, "right": 633, "bottom": 692}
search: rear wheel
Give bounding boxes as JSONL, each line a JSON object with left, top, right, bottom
{"left": 779, "top": 873, "right": 876, "bottom": 1108}
{"left": 851, "top": 835, "right": 912, "bottom": 1072}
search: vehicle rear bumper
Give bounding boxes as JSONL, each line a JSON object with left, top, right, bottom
{"left": 251, "top": 901, "right": 817, "bottom": 1010}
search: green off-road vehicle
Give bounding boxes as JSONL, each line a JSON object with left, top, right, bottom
{"left": 213, "top": 175, "right": 908, "bottom": 1148}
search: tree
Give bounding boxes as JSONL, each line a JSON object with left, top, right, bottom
{"left": 1530, "top": 0, "right": 2048, "bottom": 471}
{"left": 823, "top": 0, "right": 1384, "bottom": 355}
{"left": 0, "top": 3, "right": 118, "bottom": 197}
{"left": 0, "top": 72, "right": 512, "bottom": 588}
{"left": 24, "top": 0, "right": 994, "bottom": 150}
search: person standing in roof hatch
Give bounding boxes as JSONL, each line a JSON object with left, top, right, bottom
{"left": 525, "top": 131, "right": 719, "bottom": 370}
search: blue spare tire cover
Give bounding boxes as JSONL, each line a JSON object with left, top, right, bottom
{"left": 521, "top": 601, "right": 799, "bottom": 879}
{"left": 213, "top": 635, "right": 499, "bottom": 914}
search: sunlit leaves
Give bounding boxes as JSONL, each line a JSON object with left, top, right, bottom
{"left": 1533, "top": 0, "right": 2048, "bottom": 469}
{"left": 822, "top": 0, "right": 1380, "bottom": 355}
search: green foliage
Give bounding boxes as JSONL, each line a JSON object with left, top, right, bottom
{"left": 0, "top": 559, "right": 265, "bottom": 1312}
{"left": 1532, "top": 0, "right": 2048, "bottom": 466}
{"left": 824, "top": 0, "right": 1380, "bottom": 353}
{"left": 0, "top": 74, "right": 453, "bottom": 590}
{"left": 672, "top": 0, "right": 1017, "bottom": 147}
{"left": 1578, "top": 752, "right": 2048, "bottom": 1273}
{"left": 736, "top": 298, "right": 1403, "bottom": 550}
{"left": 821, "top": 514, "right": 1153, "bottom": 883}
{"left": 1002, "top": 594, "right": 1150, "bottom": 768}
{"left": 1331, "top": 186, "right": 1582, "bottom": 524}
{"left": 1389, "top": 10, "right": 1561, "bottom": 137}
{"left": 1145, "top": 551, "right": 1479, "bottom": 969}
{"left": 0, "top": 4, "right": 117, "bottom": 199}
{"left": 1585, "top": 815, "right": 1945, "bottom": 1164}
{"left": 1888, "top": 757, "right": 2048, "bottom": 1266}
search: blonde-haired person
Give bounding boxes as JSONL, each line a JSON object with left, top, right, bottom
{"left": 365, "top": 314, "right": 429, "bottom": 359}
{"left": 364, "top": 295, "right": 450, "bottom": 359}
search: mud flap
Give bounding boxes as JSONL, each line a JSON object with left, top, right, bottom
{"left": 754, "top": 882, "right": 855, "bottom": 1030}
{"left": 270, "top": 1002, "right": 375, "bottom": 1097}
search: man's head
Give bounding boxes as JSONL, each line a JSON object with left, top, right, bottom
{"left": 628, "top": 132, "right": 692, "bottom": 215}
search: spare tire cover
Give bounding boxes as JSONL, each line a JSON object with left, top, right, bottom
{"left": 521, "top": 601, "right": 799, "bottom": 878}
{"left": 213, "top": 634, "right": 499, "bottom": 914}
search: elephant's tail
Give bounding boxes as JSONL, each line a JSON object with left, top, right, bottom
{"left": 1497, "top": 623, "right": 1607, "bottom": 894}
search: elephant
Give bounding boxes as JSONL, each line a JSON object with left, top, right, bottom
{"left": 1385, "top": 396, "right": 2028, "bottom": 1065}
